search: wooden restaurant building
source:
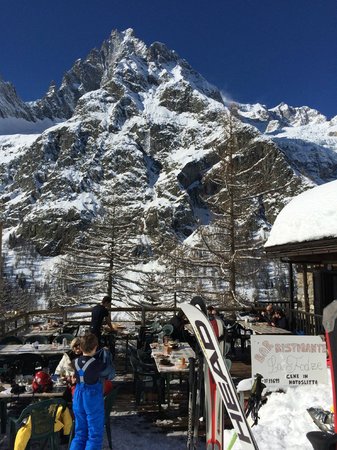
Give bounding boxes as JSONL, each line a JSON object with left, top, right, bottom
{"left": 264, "top": 180, "right": 337, "bottom": 335}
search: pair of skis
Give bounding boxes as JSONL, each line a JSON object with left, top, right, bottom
{"left": 182, "top": 302, "right": 259, "bottom": 450}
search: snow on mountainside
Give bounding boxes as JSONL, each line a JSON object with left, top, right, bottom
{"left": 238, "top": 102, "right": 337, "bottom": 184}
{"left": 0, "top": 28, "right": 337, "bottom": 305}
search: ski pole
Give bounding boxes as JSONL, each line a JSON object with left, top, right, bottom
{"left": 187, "top": 357, "right": 196, "bottom": 449}
{"left": 193, "top": 352, "right": 204, "bottom": 448}
{"left": 226, "top": 431, "right": 238, "bottom": 450}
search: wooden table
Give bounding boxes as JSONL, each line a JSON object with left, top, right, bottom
{"left": 0, "top": 384, "right": 67, "bottom": 434}
{"left": 0, "top": 344, "right": 70, "bottom": 356}
{"left": 150, "top": 342, "right": 195, "bottom": 407}
{"left": 103, "top": 323, "right": 139, "bottom": 370}
{"left": 237, "top": 321, "right": 292, "bottom": 335}
{"left": 22, "top": 330, "right": 60, "bottom": 340}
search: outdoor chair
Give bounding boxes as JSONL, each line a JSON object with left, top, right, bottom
{"left": 145, "top": 321, "right": 162, "bottom": 334}
{"left": 129, "top": 355, "right": 164, "bottom": 410}
{"left": 227, "top": 323, "right": 252, "bottom": 355}
{"left": 9, "top": 398, "right": 69, "bottom": 450}
{"left": 161, "top": 323, "right": 174, "bottom": 337}
{"left": 0, "top": 336, "right": 24, "bottom": 345}
{"left": 137, "top": 348, "right": 153, "bottom": 365}
{"left": 62, "top": 324, "right": 79, "bottom": 336}
{"left": 25, "top": 335, "right": 51, "bottom": 344}
{"left": 52, "top": 334, "right": 74, "bottom": 345}
{"left": 137, "top": 326, "right": 157, "bottom": 351}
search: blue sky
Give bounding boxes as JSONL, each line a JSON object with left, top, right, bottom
{"left": 1, "top": 0, "right": 336, "bottom": 117}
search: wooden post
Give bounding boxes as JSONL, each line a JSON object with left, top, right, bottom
{"left": 289, "top": 262, "right": 295, "bottom": 309}
{"left": 141, "top": 306, "right": 146, "bottom": 327}
{"left": 63, "top": 308, "right": 67, "bottom": 324}
{"left": 289, "top": 262, "right": 295, "bottom": 331}
{"left": 302, "top": 264, "right": 310, "bottom": 313}
{"left": 0, "top": 221, "right": 2, "bottom": 292}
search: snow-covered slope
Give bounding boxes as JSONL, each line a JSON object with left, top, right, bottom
{"left": 238, "top": 102, "right": 337, "bottom": 184}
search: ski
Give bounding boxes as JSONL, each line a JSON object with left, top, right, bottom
{"left": 323, "top": 300, "right": 337, "bottom": 433}
{"left": 181, "top": 303, "right": 259, "bottom": 450}
{"left": 228, "top": 374, "right": 266, "bottom": 450}
{"left": 204, "top": 316, "right": 226, "bottom": 449}
{"left": 190, "top": 295, "right": 207, "bottom": 449}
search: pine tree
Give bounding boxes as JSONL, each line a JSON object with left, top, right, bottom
{"left": 185, "top": 106, "right": 296, "bottom": 306}
{"left": 53, "top": 198, "right": 151, "bottom": 306}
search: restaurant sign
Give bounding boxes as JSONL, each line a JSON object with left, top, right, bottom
{"left": 251, "top": 335, "right": 327, "bottom": 388}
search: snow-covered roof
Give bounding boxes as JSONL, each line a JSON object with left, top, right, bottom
{"left": 265, "top": 180, "right": 337, "bottom": 248}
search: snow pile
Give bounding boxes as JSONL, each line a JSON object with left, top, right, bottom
{"left": 226, "top": 381, "right": 332, "bottom": 450}
{"left": 265, "top": 180, "right": 337, "bottom": 247}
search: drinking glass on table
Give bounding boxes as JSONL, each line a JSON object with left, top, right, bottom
{"left": 15, "top": 375, "right": 24, "bottom": 386}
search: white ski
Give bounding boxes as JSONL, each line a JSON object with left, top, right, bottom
{"left": 204, "top": 317, "right": 226, "bottom": 449}
{"left": 181, "top": 303, "right": 259, "bottom": 450}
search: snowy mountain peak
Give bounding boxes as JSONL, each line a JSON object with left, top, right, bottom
{"left": 0, "top": 78, "right": 34, "bottom": 121}
{"left": 269, "top": 102, "right": 326, "bottom": 127}
{"left": 239, "top": 101, "right": 327, "bottom": 129}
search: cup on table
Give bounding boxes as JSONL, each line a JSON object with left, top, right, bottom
{"left": 178, "top": 357, "right": 186, "bottom": 368}
{"left": 15, "top": 375, "right": 24, "bottom": 386}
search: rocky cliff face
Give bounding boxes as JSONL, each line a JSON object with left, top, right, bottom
{"left": 1, "top": 28, "right": 337, "bottom": 303}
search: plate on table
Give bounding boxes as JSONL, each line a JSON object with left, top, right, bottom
{"left": 159, "top": 358, "right": 174, "bottom": 366}
{"left": 169, "top": 343, "right": 179, "bottom": 350}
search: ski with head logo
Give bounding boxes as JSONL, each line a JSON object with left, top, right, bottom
{"left": 181, "top": 302, "right": 259, "bottom": 450}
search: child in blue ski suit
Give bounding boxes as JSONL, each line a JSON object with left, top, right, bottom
{"left": 70, "top": 333, "right": 105, "bottom": 450}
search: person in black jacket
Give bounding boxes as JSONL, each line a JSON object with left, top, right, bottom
{"left": 90, "top": 296, "right": 115, "bottom": 343}
{"left": 168, "top": 310, "right": 188, "bottom": 341}
{"left": 271, "top": 309, "right": 289, "bottom": 330}
{"left": 168, "top": 311, "right": 197, "bottom": 347}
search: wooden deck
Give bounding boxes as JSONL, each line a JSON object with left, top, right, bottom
{"left": 112, "top": 346, "right": 252, "bottom": 431}
{"left": 0, "top": 341, "right": 252, "bottom": 449}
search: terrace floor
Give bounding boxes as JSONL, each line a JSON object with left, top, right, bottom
{"left": 0, "top": 345, "right": 252, "bottom": 449}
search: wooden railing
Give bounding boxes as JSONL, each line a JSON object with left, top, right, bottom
{"left": 0, "top": 305, "right": 253, "bottom": 337}
{"left": 289, "top": 309, "right": 324, "bottom": 336}
{"left": 0, "top": 304, "right": 324, "bottom": 337}
{"left": 253, "top": 301, "right": 324, "bottom": 335}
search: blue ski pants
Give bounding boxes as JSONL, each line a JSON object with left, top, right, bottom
{"left": 70, "top": 381, "right": 105, "bottom": 450}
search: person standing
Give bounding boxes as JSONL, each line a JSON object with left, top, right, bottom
{"left": 90, "top": 296, "right": 115, "bottom": 344}
{"left": 70, "top": 334, "right": 105, "bottom": 450}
